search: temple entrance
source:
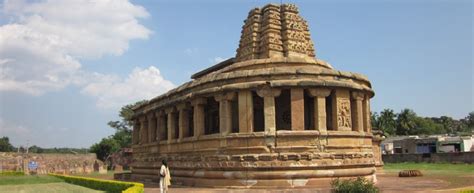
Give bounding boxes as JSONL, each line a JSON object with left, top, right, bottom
{"left": 276, "top": 89, "right": 291, "bottom": 130}
{"left": 204, "top": 97, "right": 219, "bottom": 135}
{"left": 304, "top": 90, "right": 314, "bottom": 130}
{"left": 252, "top": 91, "right": 264, "bottom": 132}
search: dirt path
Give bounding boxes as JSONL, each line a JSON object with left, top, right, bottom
{"left": 143, "top": 173, "right": 474, "bottom": 193}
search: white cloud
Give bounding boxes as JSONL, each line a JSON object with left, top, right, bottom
{"left": 209, "top": 56, "right": 226, "bottom": 64}
{"left": 0, "top": 0, "right": 152, "bottom": 95}
{"left": 81, "top": 66, "right": 175, "bottom": 109}
{"left": 0, "top": 0, "right": 175, "bottom": 109}
{"left": 184, "top": 48, "right": 198, "bottom": 56}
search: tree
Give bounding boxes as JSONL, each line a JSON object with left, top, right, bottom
{"left": 29, "top": 145, "right": 44, "bottom": 153}
{"left": 90, "top": 100, "right": 148, "bottom": 162}
{"left": 106, "top": 100, "right": 148, "bottom": 148}
{"left": 466, "top": 112, "right": 474, "bottom": 129}
{"left": 90, "top": 137, "right": 120, "bottom": 161}
{"left": 413, "top": 117, "right": 445, "bottom": 135}
{"left": 396, "top": 109, "right": 418, "bottom": 135}
{"left": 0, "top": 136, "right": 14, "bottom": 152}
{"left": 433, "top": 116, "right": 455, "bottom": 134}
{"left": 377, "top": 109, "right": 397, "bottom": 136}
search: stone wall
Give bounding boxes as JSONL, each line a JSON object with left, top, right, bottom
{"left": 382, "top": 152, "right": 474, "bottom": 164}
{"left": 0, "top": 152, "right": 104, "bottom": 174}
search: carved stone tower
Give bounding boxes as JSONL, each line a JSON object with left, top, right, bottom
{"left": 236, "top": 4, "right": 316, "bottom": 62}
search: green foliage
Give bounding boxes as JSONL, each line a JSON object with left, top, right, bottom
{"left": 396, "top": 109, "right": 418, "bottom": 135}
{"left": 372, "top": 109, "right": 397, "bottom": 135}
{"left": 90, "top": 100, "right": 147, "bottom": 162}
{"left": 0, "top": 136, "right": 14, "bottom": 152}
{"left": 0, "top": 171, "right": 25, "bottom": 176}
{"left": 90, "top": 137, "right": 120, "bottom": 161}
{"left": 49, "top": 173, "right": 144, "bottom": 193}
{"left": 371, "top": 109, "right": 473, "bottom": 136}
{"left": 459, "top": 190, "right": 474, "bottom": 193}
{"left": 331, "top": 177, "right": 379, "bottom": 193}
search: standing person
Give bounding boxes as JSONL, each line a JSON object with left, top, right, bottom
{"left": 160, "top": 160, "right": 171, "bottom": 193}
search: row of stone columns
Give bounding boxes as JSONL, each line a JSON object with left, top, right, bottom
{"left": 132, "top": 88, "right": 371, "bottom": 145}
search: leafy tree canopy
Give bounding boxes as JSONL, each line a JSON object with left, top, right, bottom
{"left": 90, "top": 100, "right": 147, "bottom": 161}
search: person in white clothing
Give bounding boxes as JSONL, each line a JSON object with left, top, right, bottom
{"left": 159, "top": 159, "right": 171, "bottom": 193}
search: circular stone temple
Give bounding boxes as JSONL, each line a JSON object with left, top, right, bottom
{"left": 131, "top": 3, "right": 383, "bottom": 188}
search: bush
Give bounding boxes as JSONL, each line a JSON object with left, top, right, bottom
{"left": 0, "top": 171, "right": 25, "bottom": 176}
{"left": 331, "top": 177, "right": 379, "bottom": 193}
{"left": 459, "top": 190, "right": 474, "bottom": 193}
{"left": 49, "top": 173, "right": 143, "bottom": 193}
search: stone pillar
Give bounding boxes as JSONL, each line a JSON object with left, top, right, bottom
{"left": 257, "top": 87, "right": 281, "bottom": 135}
{"left": 351, "top": 92, "right": 365, "bottom": 132}
{"left": 147, "top": 113, "right": 156, "bottom": 143}
{"left": 177, "top": 103, "right": 189, "bottom": 140}
{"left": 332, "top": 89, "right": 352, "bottom": 131}
{"left": 363, "top": 95, "right": 372, "bottom": 133}
{"left": 192, "top": 98, "right": 207, "bottom": 137}
{"left": 155, "top": 111, "right": 163, "bottom": 142}
{"left": 238, "top": 90, "right": 253, "bottom": 133}
{"left": 132, "top": 121, "right": 139, "bottom": 144}
{"left": 155, "top": 110, "right": 168, "bottom": 141}
{"left": 215, "top": 93, "right": 236, "bottom": 136}
{"left": 165, "top": 107, "right": 176, "bottom": 141}
{"left": 308, "top": 88, "right": 331, "bottom": 132}
{"left": 139, "top": 116, "right": 147, "bottom": 144}
{"left": 290, "top": 88, "right": 305, "bottom": 131}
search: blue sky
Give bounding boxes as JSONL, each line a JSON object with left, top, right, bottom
{"left": 0, "top": 0, "right": 472, "bottom": 148}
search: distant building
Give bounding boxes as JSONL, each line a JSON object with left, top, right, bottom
{"left": 382, "top": 135, "right": 473, "bottom": 154}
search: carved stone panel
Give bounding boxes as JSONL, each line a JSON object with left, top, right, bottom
{"left": 337, "top": 98, "right": 352, "bottom": 128}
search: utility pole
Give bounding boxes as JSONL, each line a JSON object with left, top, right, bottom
{"left": 26, "top": 140, "right": 29, "bottom": 154}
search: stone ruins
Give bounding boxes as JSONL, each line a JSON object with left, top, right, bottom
{"left": 131, "top": 3, "right": 383, "bottom": 188}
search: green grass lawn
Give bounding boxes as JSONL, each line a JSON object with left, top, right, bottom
{"left": 384, "top": 162, "right": 474, "bottom": 175}
{"left": 383, "top": 162, "right": 474, "bottom": 189}
{"left": 0, "top": 175, "right": 63, "bottom": 185}
{"left": 0, "top": 175, "right": 104, "bottom": 193}
{"left": 0, "top": 182, "right": 104, "bottom": 193}
{"left": 71, "top": 171, "right": 116, "bottom": 180}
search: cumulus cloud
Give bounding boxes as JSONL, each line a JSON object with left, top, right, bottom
{"left": 81, "top": 66, "right": 175, "bottom": 109}
{"left": 0, "top": 0, "right": 174, "bottom": 109}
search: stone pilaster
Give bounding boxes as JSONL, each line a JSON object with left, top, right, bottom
{"left": 332, "top": 89, "right": 352, "bottom": 131}
{"left": 363, "top": 95, "right": 372, "bottom": 133}
{"left": 308, "top": 88, "right": 331, "bottom": 132}
{"left": 154, "top": 111, "right": 161, "bottom": 142}
{"left": 215, "top": 93, "right": 236, "bottom": 136}
{"left": 192, "top": 98, "right": 207, "bottom": 138}
{"left": 177, "top": 103, "right": 190, "bottom": 140}
{"left": 138, "top": 116, "right": 147, "bottom": 144}
{"left": 155, "top": 111, "right": 165, "bottom": 142}
{"left": 290, "top": 88, "right": 305, "bottom": 131}
{"left": 147, "top": 113, "right": 156, "bottom": 143}
{"left": 351, "top": 92, "right": 365, "bottom": 133}
{"left": 165, "top": 107, "right": 176, "bottom": 141}
{"left": 238, "top": 90, "right": 254, "bottom": 133}
{"left": 257, "top": 86, "right": 281, "bottom": 135}
{"left": 132, "top": 121, "right": 139, "bottom": 144}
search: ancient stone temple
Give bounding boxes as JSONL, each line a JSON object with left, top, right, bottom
{"left": 131, "top": 3, "right": 383, "bottom": 188}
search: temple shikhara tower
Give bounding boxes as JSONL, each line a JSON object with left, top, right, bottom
{"left": 131, "top": 4, "right": 383, "bottom": 187}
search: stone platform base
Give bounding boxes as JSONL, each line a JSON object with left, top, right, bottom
{"left": 132, "top": 171, "right": 376, "bottom": 188}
